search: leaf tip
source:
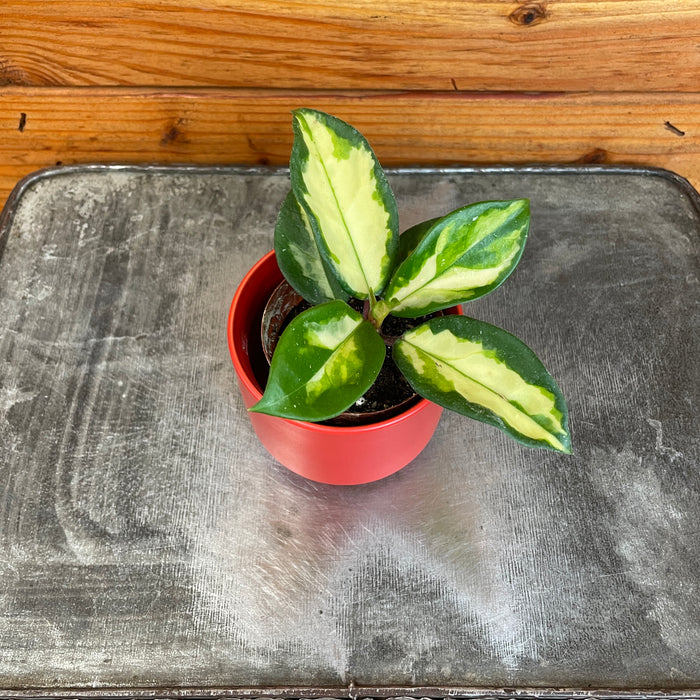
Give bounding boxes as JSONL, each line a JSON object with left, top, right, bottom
{"left": 248, "top": 399, "right": 270, "bottom": 416}
{"left": 559, "top": 434, "right": 574, "bottom": 455}
{"left": 549, "top": 427, "right": 573, "bottom": 455}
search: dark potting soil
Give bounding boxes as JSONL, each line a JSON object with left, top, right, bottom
{"left": 349, "top": 342, "right": 415, "bottom": 413}
{"left": 343, "top": 298, "right": 438, "bottom": 417}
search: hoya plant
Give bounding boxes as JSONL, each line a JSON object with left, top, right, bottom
{"left": 251, "top": 109, "right": 571, "bottom": 454}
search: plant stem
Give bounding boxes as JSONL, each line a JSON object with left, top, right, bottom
{"left": 369, "top": 298, "right": 391, "bottom": 331}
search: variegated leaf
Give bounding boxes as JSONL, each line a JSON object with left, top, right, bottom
{"left": 274, "top": 191, "right": 347, "bottom": 304}
{"left": 380, "top": 200, "right": 530, "bottom": 318}
{"left": 393, "top": 316, "right": 572, "bottom": 453}
{"left": 290, "top": 108, "right": 399, "bottom": 299}
{"left": 250, "top": 300, "right": 385, "bottom": 422}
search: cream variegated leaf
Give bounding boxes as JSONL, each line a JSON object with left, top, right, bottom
{"left": 290, "top": 108, "right": 399, "bottom": 299}
{"left": 393, "top": 316, "right": 572, "bottom": 453}
{"left": 382, "top": 200, "right": 530, "bottom": 317}
{"left": 274, "top": 191, "right": 347, "bottom": 305}
{"left": 250, "top": 300, "right": 385, "bottom": 422}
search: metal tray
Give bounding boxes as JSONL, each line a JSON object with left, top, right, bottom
{"left": 0, "top": 165, "right": 698, "bottom": 698}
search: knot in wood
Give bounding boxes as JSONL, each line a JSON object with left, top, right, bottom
{"left": 509, "top": 2, "right": 548, "bottom": 26}
{"left": 579, "top": 148, "right": 608, "bottom": 165}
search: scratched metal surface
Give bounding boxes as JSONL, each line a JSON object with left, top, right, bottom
{"left": 0, "top": 165, "right": 698, "bottom": 694}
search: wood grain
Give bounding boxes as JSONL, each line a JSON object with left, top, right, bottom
{"left": 1, "top": 88, "right": 699, "bottom": 212}
{"left": 1, "top": 1, "right": 700, "bottom": 92}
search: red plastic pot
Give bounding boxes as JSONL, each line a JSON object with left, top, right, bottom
{"left": 227, "top": 250, "right": 456, "bottom": 485}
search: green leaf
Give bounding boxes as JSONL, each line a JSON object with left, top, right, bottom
{"left": 250, "top": 300, "right": 385, "bottom": 422}
{"left": 274, "top": 191, "right": 348, "bottom": 305}
{"left": 393, "top": 315, "right": 572, "bottom": 453}
{"left": 290, "top": 108, "right": 399, "bottom": 299}
{"left": 397, "top": 217, "right": 440, "bottom": 265}
{"left": 382, "top": 199, "right": 530, "bottom": 317}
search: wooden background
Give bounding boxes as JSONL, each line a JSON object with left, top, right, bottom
{"left": 1, "top": 1, "right": 700, "bottom": 212}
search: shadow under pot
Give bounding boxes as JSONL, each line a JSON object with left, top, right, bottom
{"left": 227, "top": 250, "right": 461, "bottom": 485}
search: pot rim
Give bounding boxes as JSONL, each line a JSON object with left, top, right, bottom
{"left": 227, "top": 251, "right": 449, "bottom": 435}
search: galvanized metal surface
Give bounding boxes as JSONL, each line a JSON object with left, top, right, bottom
{"left": 0, "top": 165, "right": 698, "bottom": 695}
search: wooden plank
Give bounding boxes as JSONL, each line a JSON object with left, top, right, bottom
{"left": 1, "top": 88, "right": 700, "bottom": 212}
{"left": 1, "top": 1, "right": 700, "bottom": 92}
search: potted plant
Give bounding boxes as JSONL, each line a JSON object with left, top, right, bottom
{"left": 228, "top": 109, "right": 571, "bottom": 485}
